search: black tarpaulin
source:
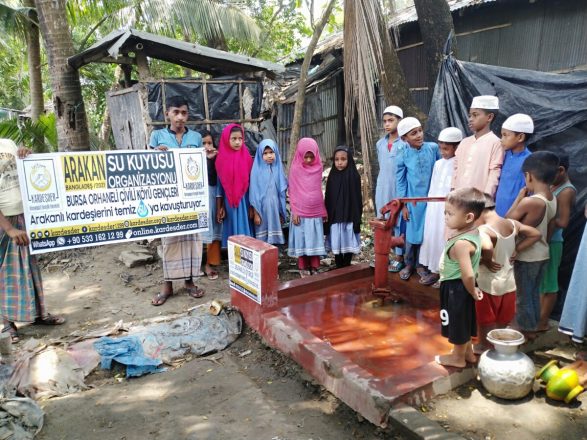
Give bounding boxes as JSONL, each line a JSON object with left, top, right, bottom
{"left": 426, "top": 54, "right": 587, "bottom": 309}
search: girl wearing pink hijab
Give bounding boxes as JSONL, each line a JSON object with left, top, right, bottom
{"left": 216, "top": 124, "right": 254, "bottom": 246}
{"left": 287, "top": 138, "right": 327, "bottom": 276}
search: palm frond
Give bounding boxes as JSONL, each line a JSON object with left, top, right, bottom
{"left": 0, "top": 113, "right": 57, "bottom": 152}
{"left": 0, "top": 2, "right": 35, "bottom": 39}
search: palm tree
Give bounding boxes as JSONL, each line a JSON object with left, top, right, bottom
{"left": 343, "top": 0, "right": 423, "bottom": 212}
{"left": 0, "top": 0, "right": 44, "bottom": 121}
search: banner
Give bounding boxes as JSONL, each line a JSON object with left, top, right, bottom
{"left": 228, "top": 240, "right": 262, "bottom": 304}
{"left": 17, "top": 149, "right": 209, "bottom": 254}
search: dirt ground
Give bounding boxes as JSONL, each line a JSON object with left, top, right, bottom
{"left": 13, "top": 241, "right": 587, "bottom": 440}
{"left": 23, "top": 242, "right": 397, "bottom": 440}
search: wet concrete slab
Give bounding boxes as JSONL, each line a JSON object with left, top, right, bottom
{"left": 228, "top": 235, "right": 477, "bottom": 427}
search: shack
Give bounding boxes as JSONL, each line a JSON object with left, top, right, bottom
{"left": 277, "top": 0, "right": 587, "bottom": 159}
{"left": 68, "top": 29, "right": 284, "bottom": 151}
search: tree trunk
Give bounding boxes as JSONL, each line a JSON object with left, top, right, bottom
{"left": 343, "top": 0, "right": 424, "bottom": 214}
{"left": 413, "top": 0, "right": 456, "bottom": 103}
{"left": 23, "top": 0, "right": 44, "bottom": 122}
{"left": 99, "top": 66, "right": 124, "bottom": 148}
{"left": 34, "top": 0, "right": 90, "bottom": 151}
{"left": 286, "top": 0, "right": 336, "bottom": 171}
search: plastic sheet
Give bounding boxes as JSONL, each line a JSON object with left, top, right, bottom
{"left": 427, "top": 53, "right": 587, "bottom": 297}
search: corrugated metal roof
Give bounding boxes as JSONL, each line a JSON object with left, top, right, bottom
{"left": 389, "top": 0, "right": 497, "bottom": 27}
{"left": 68, "top": 29, "right": 284, "bottom": 78}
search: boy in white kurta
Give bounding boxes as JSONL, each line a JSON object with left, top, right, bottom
{"left": 419, "top": 127, "right": 462, "bottom": 286}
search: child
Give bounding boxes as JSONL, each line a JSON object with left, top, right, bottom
{"left": 324, "top": 146, "right": 363, "bottom": 268}
{"left": 435, "top": 188, "right": 485, "bottom": 368}
{"left": 150, "top": 97, "right": 205, "bottom": 305}
{"left": 494, "top": 114, "right": 534, "bottom": 216}
{"left": 452, "top": 95, "right": 503, "bottom": 196}
{"left": 288, "top": 138, "right": 327, "bottom": 276}
{"left": 395, "top": 117, "right": 441, "bottom": 281}
{"left": 250, "top": 139, "right": 288, "bottom": 245}
{"left": 375, "top": 106, "right": 405, "bottom": 272}
{"left": 200, "top": 130, "right": 222, "bottom": 280}
{"left": 419, "top": 127, "right": 462, "bottom": 286}
{"left": 0, "top": 139, "right": 65, "bottom": 343}
{"left": 475, "top": 194, "right": 541, "bottom": 353}
{"left": 538, "top": 153, "right": 576, "bottom": 331}
{"left": 559, "top": 203, "right": 587, "bottom": 344}
{"left": 506, "top": 151, "right": 559, "bottom": 339}
{"left": 216, "top": 124, "right": 254, "bottom": 247}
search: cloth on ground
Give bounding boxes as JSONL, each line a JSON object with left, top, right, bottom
{"left": 0, "top": 397, "right": 43, "bottom": 440}
{"left": 93, "top": 336, "right": 162, "bottom": 378}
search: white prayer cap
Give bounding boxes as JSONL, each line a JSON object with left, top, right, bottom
{"left": 502, "top": 113, "right": 534, "bottom": 134}
{"left": 470, "top": 95, "right": 499, "bottom": 110}
{"left": 383, "top": 105, "right": 404, "bottom": 119}
{"left": 397, "top": 117, "right": 422, "bottom": 137}
{"left": 438, "top": 127, "right": 463, "bottom": 143}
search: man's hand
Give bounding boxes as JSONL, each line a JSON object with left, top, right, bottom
{"left": 7, "top": 227, "right": 29, "bottom": 246}
{"left": 156, "top": 146, "right": 169, "bottom": 151}
{"left": 17, "top": 147, "right": 32, "bottom": 159}
{"left": 254, "top": 212, "right": 261, "bottom": 226}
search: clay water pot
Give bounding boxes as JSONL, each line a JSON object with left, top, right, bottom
{"left": 477, "top": 329, "right": 535, "bottom": 400}
{"left": 536, "top": 360, "right": 585, "bottom": 403}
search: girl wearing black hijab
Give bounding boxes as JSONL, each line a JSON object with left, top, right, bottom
{"left": 324, "top": 146, "right": 363, "bottom": 268}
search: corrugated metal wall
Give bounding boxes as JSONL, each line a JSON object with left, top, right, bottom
{"left": 277, "top": 73, "right": 343, "bottom": 161}
{"left": 277, "top": 0, "right": 586, "bottom": 158}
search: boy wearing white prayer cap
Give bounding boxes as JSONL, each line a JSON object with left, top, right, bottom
{"left": 494, "top": 114, "right": 534, "bottom": 216}
{"left": 419, "top": 127, "right": 463, "bottom": 287}
{"left": 375, "top": 105, "right": 406, "bottom": 272}
{"left": 395, "top": 117, "right": 441, "bottom": 281}
{"left": 451, "top": 95, "right": 504, "bottom": 197}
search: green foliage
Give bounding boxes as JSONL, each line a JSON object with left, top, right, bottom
{"left": 228, "top": 0, "right": 312, "bottom": 62}
{"left": 0, "top": 113, "right": 57, "bottom": 152}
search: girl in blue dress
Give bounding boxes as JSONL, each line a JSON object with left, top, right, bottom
{"left": 287, "top": 138, "right": 327, "bottom": 276}
{"left": 215, "top": 124, "right": 254, "bottom": 246}
{"left": 250, "top": 139, "right": 288, "bottom": 245}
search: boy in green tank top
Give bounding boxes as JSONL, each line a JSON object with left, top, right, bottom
{"left": 435, "top": 188, "right": 486, "bottom": 368}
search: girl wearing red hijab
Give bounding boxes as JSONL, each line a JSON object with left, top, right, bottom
{"left": 287, "top": 138, "right": 327, "bottom": 276}
{"left": 216, "top": 124, "right": 254, "bottom": 246}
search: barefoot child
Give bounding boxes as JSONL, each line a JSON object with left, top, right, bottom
{"left": 475, "top": 194, "right": 541, "bottom": 353}
{"left": 375, "top": 106, "right": 405, "bottom": 272}
{"left": 539, "top": 153, "right": 576, "bottom": 331}
{"left": 250, "top": 139, "right": 288, "bottom": 245}
{"left": 0, "top": 139, "right": 65, "bottom": 342}
{"left": 452, "top": 95, "right": 503, "bottom": 196}
{"left": 435, "top": 188, "right": 485, "bottom": 368}
{"left": 325, "top": 146, "right": 363, "bottom": 268}
{"left": 288, "top": 138, "right": 327, "bottom": 276}
{"left": 419, "top": 127, "right": 462, "bottom": 286}
{"left": 395, "top": 117, "right": 440, "bottom": 281}
{"left": 200, "top": 130, "right": 222, "bottom": 280}
{"left": 216, "top": 124, "right": 254, "bottom": 246}
{"left": 150, "top": 96, "right": 205, "bottom": 305}
{"left": 506, "top": 151, "right": 559, "bottom": 339}
{"left": 494, "top": 114, "right": 534, "bottom": 216}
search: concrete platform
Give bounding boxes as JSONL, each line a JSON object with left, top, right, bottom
{"left": 228, "top": 236, "right": 566, "bottom": 429}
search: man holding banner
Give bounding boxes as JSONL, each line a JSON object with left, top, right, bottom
{"left": 0, "top": 139, "right": 65, "bottom": 343}
{"left": 149, "top": 96, "right": 206, "bottom": 306}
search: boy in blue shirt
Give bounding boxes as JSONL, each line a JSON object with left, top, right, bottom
{"left": 149, "top": 96, "right": 205, "bottom": 306}
{"left": 149, "top": 96, "right": 202, "bottom": 150}
{"left": 494, "top": 114, "right": 533, "bottom": 216}
{"left": 395, "top": 117, "right": 441, "bottom": 281}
